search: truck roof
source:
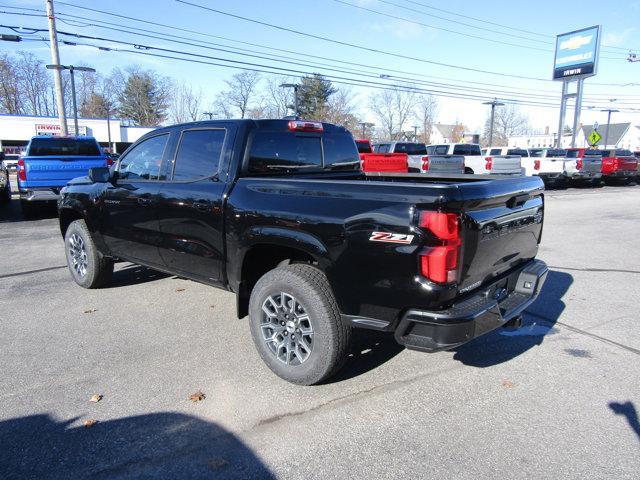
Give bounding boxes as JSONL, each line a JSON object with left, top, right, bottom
{"left": 30, "top": 135, "right": 98, "bottom": 141}
{"left": 144, "top": 119, "right": 351, "bottom": 137}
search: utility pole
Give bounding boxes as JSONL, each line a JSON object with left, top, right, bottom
{"left": 280, "top": 83, "right": 300, "bottom": 117}
{"left": 601, "top": 108, "right": 619, "bottom": 149}
{"left": 412, "top": 125, "right": 419, "bottom": 141}
{"left": 202, "top": 112, "right": 214, "bottom": 120}
{"left": 46, "top": 0, "right": 68, "bottom": 135}
{"left": 358, "top": 122, "right": 375, "bottom": 138}
{"left": 483, "top": 98, "right": 504, "bottom": 146}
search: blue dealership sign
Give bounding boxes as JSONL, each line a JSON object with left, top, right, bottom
{"left": 553, "top": 26, "right": 601, "bottom": 80}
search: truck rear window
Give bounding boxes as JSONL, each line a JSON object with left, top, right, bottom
{"left": 356, "top": 140, "right": 372, "bottom": 153}
{"left": 248, "top": 131, "right": 359, "bottom": 173}
{"left": 452, "top": 144, "right": 481, "bottom": 155}
{"left": 394, "top": 143, "right": 427, "bottom": 155}
{"left": 507, "top": 149, "right": 528, "bottom": 157}
{"left": 547, "top": 149, "right": 567, "bottom": 157}
{"left": 28, "top": 138, "right": 101, "bottom": 156}
{"left": 615, "top": 149, "right": 633, "bottom": 157}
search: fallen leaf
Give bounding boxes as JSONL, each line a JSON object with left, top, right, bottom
{"left": 83, "top": 419, "right": 98, "bottom": 428}
{"left": 83, "top": 309, "right": 98, "bottom": 314}
{"left": 501, "top": 380, "right": 516, "bottom": 388}
{"left": 175, "top": 288, "right": 186, "bottom": 292}
{"left": 189, "top": 390, "right": 206, "bottom": 402}
{"left": 89, "top": 394, "right": 103, "bottom": 403}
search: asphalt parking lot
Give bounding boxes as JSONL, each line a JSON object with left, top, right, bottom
{"left": 1, "top": 175, "right": 639, "bottom": 479}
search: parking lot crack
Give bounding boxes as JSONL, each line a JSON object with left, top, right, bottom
{"left": 0, "top": 265, "right": 67, "bottom": 279}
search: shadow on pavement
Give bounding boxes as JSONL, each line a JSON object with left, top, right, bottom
{"left": 108, "top": 264, "right": 171, "bottom": 288}
{"left": 0, "top": 412, "right": 275, "bottom": 480}
{"left": 609, "top": 401, "right": 640, "bottom": 442}
{"left": 0, "top": 196, "right": 58, "bottom": 223}
{"left": 325, "top": 330, "right": 404, "bottom": 384}
{"left": 452, "top": 270, "right": 573, "bottom": 367}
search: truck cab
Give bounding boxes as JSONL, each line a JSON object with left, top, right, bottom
{"left": 432, "top": 143, "right": 521, "bottom": 175}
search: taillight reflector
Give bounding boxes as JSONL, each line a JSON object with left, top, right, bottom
{"left": 106, "top": 157, "right": 114, "bottom": 167}
{"left": 576, "top": 159, "right": 583, "bottom": 170}
{"left": 421, "top": 156, "right": 430, "bottom": 171}
{"left": 485, "top": 156, "right": 493, "bottom": 170}
{"left": 17, "top": 158, "right": 26, "bottom": 181}
{"left": 418, "top": 212, "right": 461, "bottom": 284}
{"left": 534, "top": 159, "right": 541, "bottom": 170}
{"left": 288, "top": 120, "right": 323, "bottom": 132}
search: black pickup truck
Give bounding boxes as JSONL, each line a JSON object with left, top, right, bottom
{"left": 58, "top": 119, "right": 548, "bottom": 385}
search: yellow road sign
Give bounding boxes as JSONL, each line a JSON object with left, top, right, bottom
{"left": 588, "top": 130, "right": 602, "bottom": 146}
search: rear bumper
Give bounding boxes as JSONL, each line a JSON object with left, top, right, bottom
{"left": 539, "top": 172, "right": 564, "bottom": 181}
{"left": 568, "top": 171, "right": 601, "bottom": 180}
{"left": 19, "top": 188, "right": 61, "bottom": 202}
{"left": 603, "top": 170, "right": 636, "bottom": 178}
{"left": 394, "top": 259, "right": 548, "bottom": 352}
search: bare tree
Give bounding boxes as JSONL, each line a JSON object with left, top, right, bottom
{"left": 0, "top": 53, "right": 22, "bottom": 114}
{"left": 16, "top": 52, "right": 54, "bottom": 116}
{"left": 451, "top": 123, "right": 465, "bottom": 143}
{"left": 168, "top": 81, "right": 204, "bottom": 124}
{"left": 414, "top": 94, "right": 438, "bottom": 144}
{"left": 321, "top": 87, "right": 360, "bottom": 132}
{"left": 483, "top": 103, "right": 529, "bottom": 145}
{"left": 262, "top": 75, "right": 295, "bottom": 118}
{"left": 369, "top": 86, "right": 418, "bottom": 140}
{"left": 216, "top": 71, "right": 261, "bottom": 119}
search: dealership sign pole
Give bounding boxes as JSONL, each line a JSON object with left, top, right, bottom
{"left": 553, "top": 26, "right": 601, "bottom": 148}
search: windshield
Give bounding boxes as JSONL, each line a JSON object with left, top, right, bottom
{"left": 615, "top": 149, "right": 633, "bottom": 157}
{"left": 393, "top": 143, "right": 427, "bottom": 155}
{"left": 529, "top": 149, "right": 543, "bottom": 157}
{"left": 28, "top": 138, "right": 101, "bottom": 156}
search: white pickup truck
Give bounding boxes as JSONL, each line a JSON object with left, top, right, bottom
{"left": 373, "top": 142, "right": 464, "bottom": 174}
{"left": 433, "top": 143, "right": 521, "bottom": 175}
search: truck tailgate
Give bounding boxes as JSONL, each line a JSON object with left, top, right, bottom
{"left": 456, "top": 178, "right": 544, "bottom": 290}
{"left": 489, "top": 155, "right": 521, "bottom": 174}
{"left": 421, "top": 155, "right": 465, "bottom": 174}
{"left": 22, "top": 156, "right": 107, "bottom": 188}
{"left": 538, "top": 158, "right": 565, "bottom": 174}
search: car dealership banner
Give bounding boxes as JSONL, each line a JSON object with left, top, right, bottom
{"left": 553, "top": 26, "right": 601, "bottom": 81}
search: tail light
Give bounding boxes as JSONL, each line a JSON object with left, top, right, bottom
{"left": 106, "top": 157, "right": 114, "bottom": 167}
{"left": 288, "top": 120, "right": 323, "bottom": 132}
{"left": 612, "top": 158, "right": 619, "bottom": 170}
{"left": 17, "top": 158, "right": 26, "bottom": 181}
{"left": 485, "top": 157, "right": 493, "bottom": 170}
{"left": 418, "top": 211, "right": 461, "bottom": 284}
{"left": 533, "top": 160, "right": 541, "bottom": 170}
{"left": 576, "top": 159, "right": 583, "bottom": 170}
{"left": 421, "top": 156, "right": 430, "bottom": 171}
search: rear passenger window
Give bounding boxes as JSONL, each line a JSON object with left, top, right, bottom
{"left": 173, "top": 129, "right": 226, "bottom": 181}
{"left": 118, "top": 134, "right": 168, "bottom": 181}
{"left": 490, "top": 148, "right": 501, "bottom": 155}
{"left": 453, "top": 144, "right": 482, "bottom": 155}
{"left": 323, "top": 134, "right": 360, "bottom": 170}
{"left": 248, "top": 132, "right": 322, "bottom": 173}
{"left": 376, "top": 144, "right": 390, "bottom": 153}
{"left": 434, "top": 145, "right": 448, "bottom": 155}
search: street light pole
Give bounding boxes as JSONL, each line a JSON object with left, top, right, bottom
{"left": 602, "top": 108, "right": 619, "bottom": 149}
{"left": 46, "top": 65, "right": 96, "bottom": 136}
{"left": 45, "top": 0, "right": 68, "bottom": 136}
{"left": 483, "top": 98, "right": 505, "bottom": 146}
{"left": 412, "top": 125, "right": 419, "bottom": 141}
{"left": 279, "top": 83, "right": 300, "bottom": 117}
{"left": 202, "top": 112, "right": 214, "bottom": 120}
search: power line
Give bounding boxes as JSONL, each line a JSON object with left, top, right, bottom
{"left": 4, "top": 3, "right": 636, "bottom": 90}
{"left": 9, "top": 27, "right": 638, "bottom": 113}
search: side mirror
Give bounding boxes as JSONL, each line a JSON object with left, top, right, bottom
{"left": 88, "top": 167, "right": 111, "bottom": 183}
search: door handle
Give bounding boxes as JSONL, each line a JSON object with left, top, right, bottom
{"left": 193, "top": 202, "right": 211, "bottom": 211}
{"left": 138, "top": 197, "right": 153, "bottom": 206}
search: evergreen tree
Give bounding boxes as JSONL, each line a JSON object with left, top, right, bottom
{"left": 297, "top": 74, "right": 336, "bottom": 119}
{"left": 117, "top": 70, "right": 169, "bottom": 126}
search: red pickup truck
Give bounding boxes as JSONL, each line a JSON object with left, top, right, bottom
{"left": 599, "top": 149, "right": 638, "bottom": 185}
{"left": 356, "top": 139, "right": 408, "bottom": 173}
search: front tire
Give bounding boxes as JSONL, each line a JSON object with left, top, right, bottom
{"left": 248, "top": 264, "right": 351, "bottom": 385}
{"left": 64, "top": 219, "right": 114, "bottom": 288}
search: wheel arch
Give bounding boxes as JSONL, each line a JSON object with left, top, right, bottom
{"left": 234, "top": 227, "right": 332, "bottom": 319}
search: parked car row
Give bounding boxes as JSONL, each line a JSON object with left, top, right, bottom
{"left": 353, "top": 138, "right": 639, "bottom": 188}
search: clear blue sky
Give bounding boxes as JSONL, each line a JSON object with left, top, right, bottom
{"left": 2, "top": 0, "right": 639, "bottom": 132}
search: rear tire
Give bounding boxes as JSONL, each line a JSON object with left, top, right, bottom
{"left": 64, "top": 219, "right": 114, "bottom": 288}
{"left": 248, "top": 264, "right": 351, "bottom": 385}
{"left": 464, "top": 167, "right": 474, "bottom": 174}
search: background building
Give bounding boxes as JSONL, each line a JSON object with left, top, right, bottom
{"left": 0, "top": 114, "right": 156, "bottom": 154}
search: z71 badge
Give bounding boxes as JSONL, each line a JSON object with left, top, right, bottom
{"left": 369, "top": 232, "right": 414, "bottom": 244}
